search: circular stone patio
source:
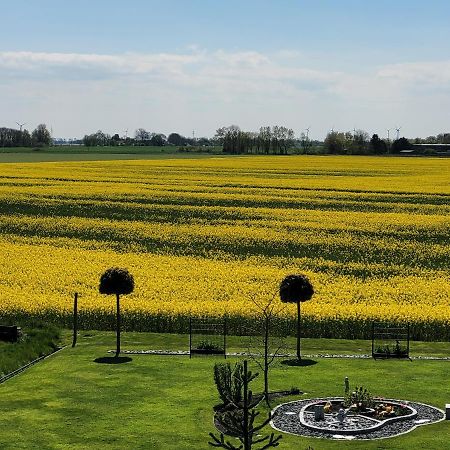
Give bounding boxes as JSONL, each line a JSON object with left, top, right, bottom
{"left": 270, "top": 398, "right": 445, "bottom": 440}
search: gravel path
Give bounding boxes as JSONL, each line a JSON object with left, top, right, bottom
{"left": 111, "top": 350, "right": 450, "bottom": 360}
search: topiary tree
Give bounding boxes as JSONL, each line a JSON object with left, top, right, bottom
{"left": 279, "top": 274, "right": 314, "bottom": 361}
{"left": 99, "top": 267, "right": 134, "bottom": 357}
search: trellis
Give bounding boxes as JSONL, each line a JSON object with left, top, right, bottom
{"left": 372, "top": 322, "right": 410, "bottom": 358}
{"left": 189, "top": 317, "right": 227, "bottom": 358}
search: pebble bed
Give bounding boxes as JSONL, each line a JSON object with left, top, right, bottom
{"left": 302, "top": 410, "right": 379, "bottom": 432}
{"left": 271, "top": 398, "right": 445, "bottom": 440}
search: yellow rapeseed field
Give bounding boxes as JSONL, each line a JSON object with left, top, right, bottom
{"left": 0, "top": 155, "right": 448, "bottom": 338}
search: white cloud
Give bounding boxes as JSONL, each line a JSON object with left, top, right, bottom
{"left": 0, "top": 50, "right": 204, "bottom": 80}
{"left": 1, "top": 50, "right": 449, "bottom": 138}
{"left": 377, "top": 61, "right": 450, "bottom": 88}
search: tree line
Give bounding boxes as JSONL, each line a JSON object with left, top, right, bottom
{"left": 83, "top": 129, "right": 214, "bottom": 147}
{"left": 215, "top": 125, "right": 417, "bottom": 155}
{"left": 0, "top": 124, "right": 51, "bottom": 147}
{"left": 412, "top": 133, "right": 450, "bottom": 144}
{"left": 215, "top": 125, "right": 295, "bottom": 155}
{"left": 2, "top": 122, "right": 449, "bottom": 155}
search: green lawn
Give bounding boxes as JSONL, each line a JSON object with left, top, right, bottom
{"left": 1, "top": 332, "right": 449, "bottom": 449}
{"left": 0, "top": 146, "right": 224, "bottom": 163}
{"left": 68, "top": 330, "right": 450, "bottom": 357}
{"left": 0, "top": 324, "right": 60, "bottom": 377}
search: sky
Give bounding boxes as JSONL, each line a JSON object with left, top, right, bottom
{"left": 1, "top": 0, "right": 450, "bottom": 140}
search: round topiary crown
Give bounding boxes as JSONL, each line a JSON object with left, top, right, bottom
{"left": 99, "top": 267, "right": 135, "bottom": 296}
{"left": 279, "top": 274, "right": 314, "bottom": 303}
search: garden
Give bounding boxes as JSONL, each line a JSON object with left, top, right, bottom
{"left": 1, "top": 330, "right": 449, "bottom": 449}
{"left": 0, "top": 154, "right": 449, "bottom": 448}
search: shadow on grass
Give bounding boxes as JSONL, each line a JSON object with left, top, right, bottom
{"left": 94, "top": 356, "right": 133, "bottom": 364}
{"left": 281, "top": 358, "right": 317, "bottom": 367}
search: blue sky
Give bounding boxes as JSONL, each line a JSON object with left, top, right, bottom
{"left": 1, "top": 0, "right": 450, "bottom": 139}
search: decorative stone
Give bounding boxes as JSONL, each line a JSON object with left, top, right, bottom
{"left": 414, "top": 419, "right": 430, "bottom": 424}
{"left": 314, "top": 404, "right": 325, "bottom": 421}
{"left": 332, "top": 434, "right": 355, "bottom": 440}
{"left": 337, "top": 408, "right": 347, "bottom": 425}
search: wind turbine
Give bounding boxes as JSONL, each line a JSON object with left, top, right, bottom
{"left": 395, "top": 126, "right": 401, "bottom": 140}
{"left": 387, "top": 129, "right": 391, "bottom": 141}
{"left": 16, "top": 122, "right": 26, "bottom": 132}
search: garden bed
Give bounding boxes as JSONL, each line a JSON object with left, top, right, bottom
{"left": 271, "top": 398, "right": 444, "bottom": 440}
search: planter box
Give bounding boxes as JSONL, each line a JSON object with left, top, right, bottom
{"left": 372, "top": 352, "right": 409, "bottom": 359}
{"left": 190, "top": 348, "right": 225, "bottom": 355}
{"left": 0, "top": 326, "right": 21, "bottom": 343}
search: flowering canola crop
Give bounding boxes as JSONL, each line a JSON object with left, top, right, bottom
{"left": 0, "top": 155, "right": 448, "bottom": 339}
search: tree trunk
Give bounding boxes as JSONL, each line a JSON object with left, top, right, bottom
{"left": 116, "top": 293, "right": 121, "bottom": 357}
{"left": 264, "top": 316, "right": 270, "bottom": 406}
{"left": 243, "top": 360, "right": 250, "bottom": 450}
{"left": 296, "top": 301, "right": 301, "bottom": 360}
{"left": 72, "top": 292, "right": 78, "bottom": 348}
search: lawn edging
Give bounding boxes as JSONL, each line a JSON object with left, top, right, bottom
{"left": 0, "top": 345, "right": 66, "bottom": 384}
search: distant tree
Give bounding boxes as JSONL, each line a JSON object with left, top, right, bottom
{"left": 279, "top": 274, "right": 314, "bottom": 361}
{"left": 0, "top": 127, "right": 24, "bottom": 147}
{"left": 99, "top": 267, "right": 134, "bottom": 357}
{"left": 258, "top": 126, "right": 272, "bottom": 154}
{"left": 83, "top": 130, "right": 111, "bottom": 147}
{"left": 324, "top": 131, "right": 345, "bottom": 154}
{"left": 168, "top": 133, "right": 187, "bottom": 146}
{"left": 111, "top": 133, "right": 121, "bottom": 146}
{"left": 197, "top": 137, "right": 212, "bottom": 147}
{"left": 22, "top": 129, "right": 32, "bottom": 147}
{"left": 351, "top": 129, "right": 370, "bottom": 154}
{"left": 217, "top": 125, "right": 241, "bottom": 153}
{"left": 369, "top": 134, "right": 387, "bottom": 154}
{"left": 437, "top": 133, "right": 450, "bottom": 144}
{"left": 150, "top": 133, "right": 166, "bottom": 146}
{"left": 391, "top": 137, "right": 412, "bottom": 153}
{"left": 271, "top": 125, "right": 295, "bottom": 154}
{"left": 135, "top": 128, "right": 150, "bottom": 144}
{"left": 424, "top": 135, "right": 438, "bottom": 144}
{"left": 300, "top": 132, "right": 312, "bottom": 154}
{"left": 214, "top": 127, "right": 227, "bottom": 146}
{"left": 32, "top": 124, "right": 51, "bottom": 146}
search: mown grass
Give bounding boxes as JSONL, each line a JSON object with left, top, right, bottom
{"left": 0, "top": 331, "right": 448, "bottom": 449}
{"left": 0, "top": 145, "right": 221, "bottom": 154}
{"left": 0, "top": 323, "right": 61, "bottom": 377}
{"left": 66, "top": 330, "right": 450, "bottom": 358}
{"left": 0, "top": 146, "right": 223, "bottom": 163}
